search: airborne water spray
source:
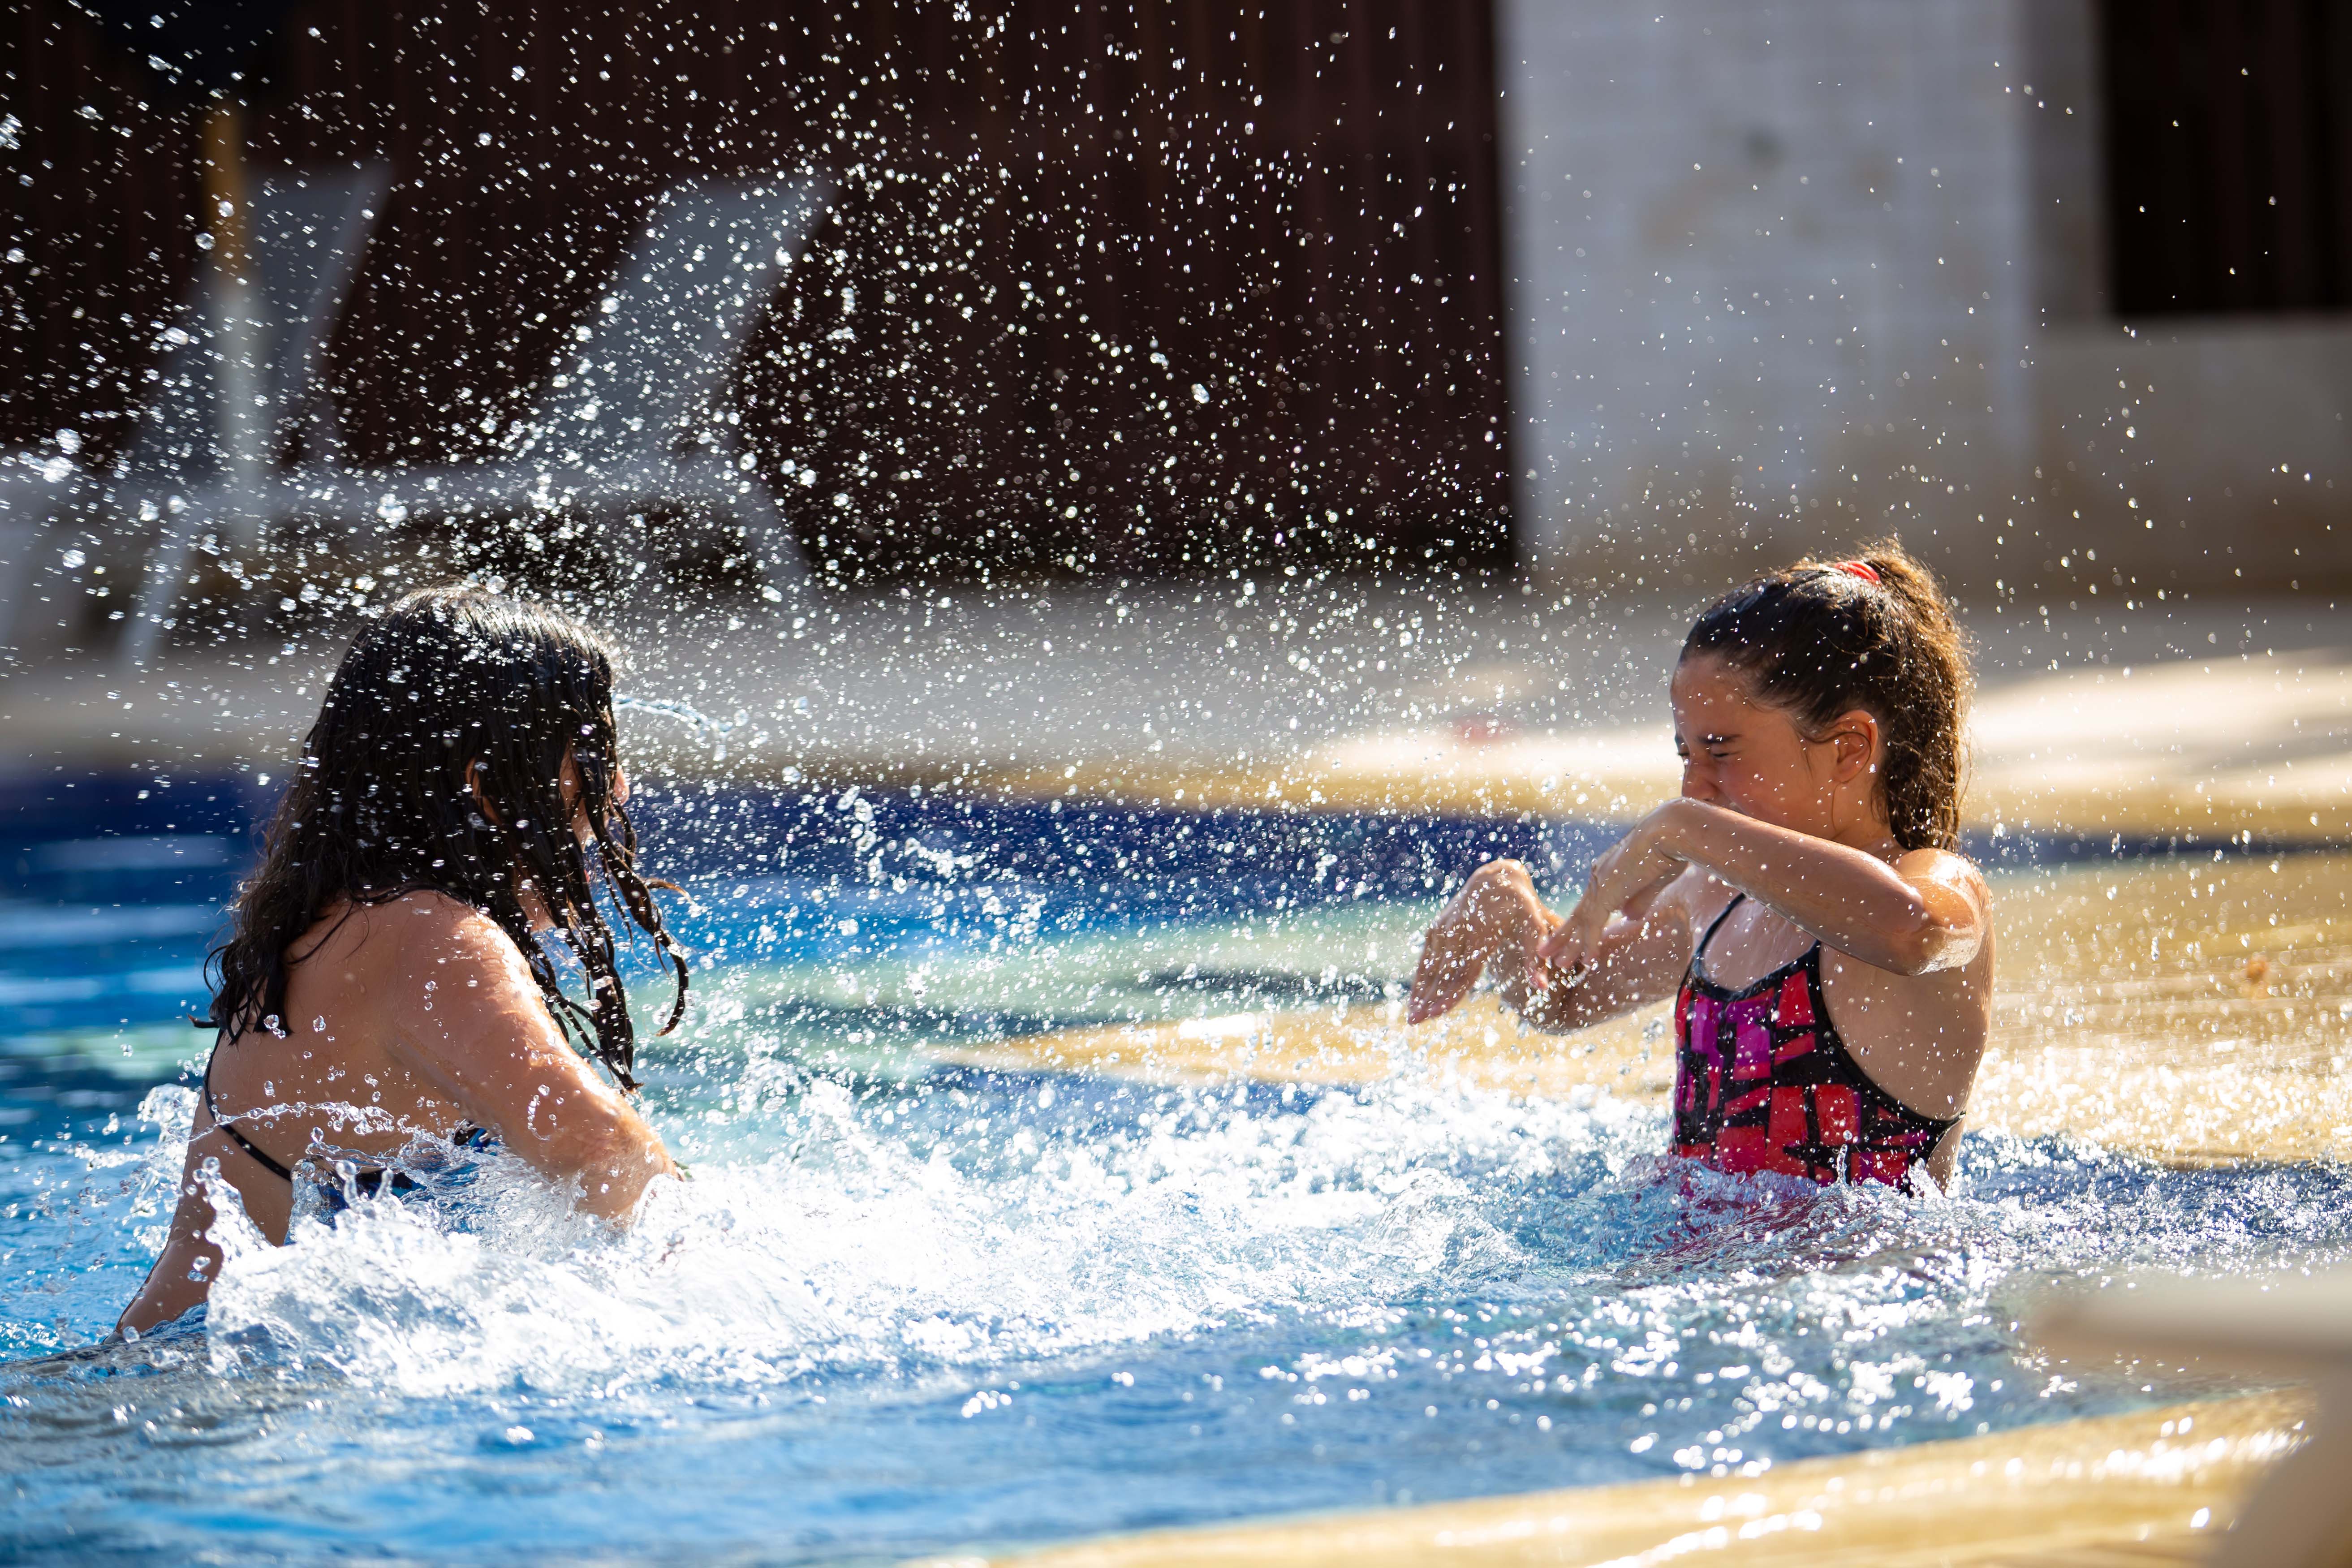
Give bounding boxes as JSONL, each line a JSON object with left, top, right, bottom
{"left": 616, "top": 693, "right": 749, "bottom": 763}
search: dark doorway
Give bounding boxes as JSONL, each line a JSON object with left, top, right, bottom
{"left": 2101, "top": 0, "right": 2352, "bottom": 316}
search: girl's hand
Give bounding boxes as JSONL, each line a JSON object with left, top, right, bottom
{"left": 1407, "top": 859, "right": 1562, "bottom": 1023}
{"left": 1541, "top": 803, "right": 1690, "bottom": 976}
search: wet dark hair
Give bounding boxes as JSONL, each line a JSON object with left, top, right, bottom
{"left": 204, "top": 585, "right": 685, "bottom": 1089}
{"left": 1681, "top": 538, "right": 1971, "bottom": 852}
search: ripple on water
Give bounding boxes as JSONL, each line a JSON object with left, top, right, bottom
{"left": 5, "top": 858, "right": 2352, "bottom": 1564}
{"left": 3, "top": 1052, "right": 2347, "bottom": 1564}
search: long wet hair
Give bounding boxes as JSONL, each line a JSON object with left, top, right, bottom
{"left": 204, "top": 586, "right": 686, "bottom": 1089}
{"left": 1682, "top": 538, "right": 1971, "bottom": 852}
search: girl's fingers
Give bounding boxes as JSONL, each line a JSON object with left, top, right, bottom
{"left": 1405, "top": 973, "right": 1472, "bottom": 1023}
{"left": 1411, "top": 861, "right": 1569, "bottom": 1022}
{"left": 1540, "top": 902, "right": 1599, "bottom": 962}
{"left": 1407, "top": 920, "right": 1486, "bottom": 1022}
{"left": 1558, "top": 909, "right": 1603, "bottom": 970}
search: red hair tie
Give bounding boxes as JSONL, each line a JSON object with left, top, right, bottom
{"left": 1836, "top": 560, "right": 1881, "bottom": 584}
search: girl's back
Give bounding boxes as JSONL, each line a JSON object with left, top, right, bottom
{"left": 200, "top": 892, "right": 565, "bottom": 1241}
{"left": 120, "top": 587, "right": 685, "bottom": 1335}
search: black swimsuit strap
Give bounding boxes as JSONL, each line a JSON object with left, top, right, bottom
{"left": 1694, "top": 893, "right": 1746, "bottom": 961}
{"left": 201, "top": 1047, "right": 297, "bottom": 1184}
{"left": 200, "top": 1041, "right": 484, "bottom": 1189}
{"left": 1692, "top": 893, "right": 1832, "bottom": 991}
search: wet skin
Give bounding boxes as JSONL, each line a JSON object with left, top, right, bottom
{"left": 1409, "top": 653, "right": 1994, "bottom": 1187}
{"left": 118, "top": 754, "right": 676, "bottom": 1336}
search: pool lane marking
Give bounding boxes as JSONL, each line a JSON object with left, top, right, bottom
{"left": 937, "top": 991, "right": 2352, "bottom": 1167}
{"left": 937, "top": 852, "right": 2352, "bottom": 1167}
{"left": 907, "top": 1389, "right": 2310, "bottom": 1568}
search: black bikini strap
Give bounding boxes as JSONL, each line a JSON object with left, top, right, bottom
{"left": 1695, "top": 894, "right": 1745, "bottom": 960}
{"left": 201, "top": 1047, "right": 296, "bottom": 1184}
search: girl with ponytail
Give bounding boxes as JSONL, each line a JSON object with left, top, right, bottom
{"left": 1411, "top": 539, "right": 1992, "bottom": 1193}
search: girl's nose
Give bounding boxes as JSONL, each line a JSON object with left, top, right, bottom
{"left": 1681, "top": 764, "right": 1716, "bottom": 801}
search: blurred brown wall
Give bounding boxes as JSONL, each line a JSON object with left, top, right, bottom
{"left": 0, "top": 0, "right": 1511, "bottom": 583}
{"left": 1494, "top": 0, "right": 2352, "bottom": 603}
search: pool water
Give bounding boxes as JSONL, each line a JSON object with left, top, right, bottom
{"left": 3, "top": 782, "right": 2348, "bottom": 1565}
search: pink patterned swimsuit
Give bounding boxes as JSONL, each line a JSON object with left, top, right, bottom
{"left": 1672, "top": 895, "right": 1956, "bottom": 1193}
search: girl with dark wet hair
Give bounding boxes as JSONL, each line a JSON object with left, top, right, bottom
{"left": 1411, "top": 540, "right": 1991, "bottom": 1193}
{"left": 121, "top": 586, "right": 685, "bottom": 1334}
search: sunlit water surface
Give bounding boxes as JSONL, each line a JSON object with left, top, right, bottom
{"left": 3, "top": 791, "right": 2348, "bottom": 1566}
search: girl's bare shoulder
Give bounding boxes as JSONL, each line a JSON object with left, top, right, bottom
{"left": 1893, "top": 846, "right": 1993, "bottom": 906}
{"left": 293, "top": 890, "right": 518, "bottom": 979}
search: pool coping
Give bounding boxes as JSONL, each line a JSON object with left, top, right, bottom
{"left": 912, "top": 1389, "right": 2309, "bottom": 1568}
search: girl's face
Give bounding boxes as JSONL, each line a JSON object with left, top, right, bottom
{"left": 1671, "top": 653, "right": 1882, "bottom": 842}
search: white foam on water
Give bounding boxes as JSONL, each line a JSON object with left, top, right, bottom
{"left": 182, "top": 1070, "right": 1673, "bottom": 1400}
{"left": 117, "top": 1034, "right": 2352, "bottom": 1489}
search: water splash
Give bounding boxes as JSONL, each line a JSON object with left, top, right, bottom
{"left": 615, "top": 693, "right": 746, "bottom": 762}
{"left": 8, "top": 870, "right": 2352, "bottom": 1564}
{"left": 97, "top": 1049, "right": 2352, "bottom": 1428}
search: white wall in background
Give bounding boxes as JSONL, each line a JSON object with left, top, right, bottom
{"left": 1493, "top": 0, "right": 2350, "bottom": 595}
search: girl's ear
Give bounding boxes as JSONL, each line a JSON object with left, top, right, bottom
{"left": 466, "top": 758, "right": 503, "bottom": 827}
{"left": 1826, "top": 708, "right": 1882, "bottom": 784}
{"left": 558, "top": 745, "right": 586, "bottom": 817}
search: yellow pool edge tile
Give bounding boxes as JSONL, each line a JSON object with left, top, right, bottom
{"left": 907, "top": 1391, "right": 2309, "bottom": 1568}
{"left": 930, "top": 986, "right": 2352, "bottom": 1171}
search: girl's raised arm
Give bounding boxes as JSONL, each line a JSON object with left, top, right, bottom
{"left": 1546, "top": 797, "right": 1988, "bottom": 978}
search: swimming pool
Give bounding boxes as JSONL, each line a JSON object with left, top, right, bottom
{"left": 3, "top": 780, "right": 2347, "bottom": 1564}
